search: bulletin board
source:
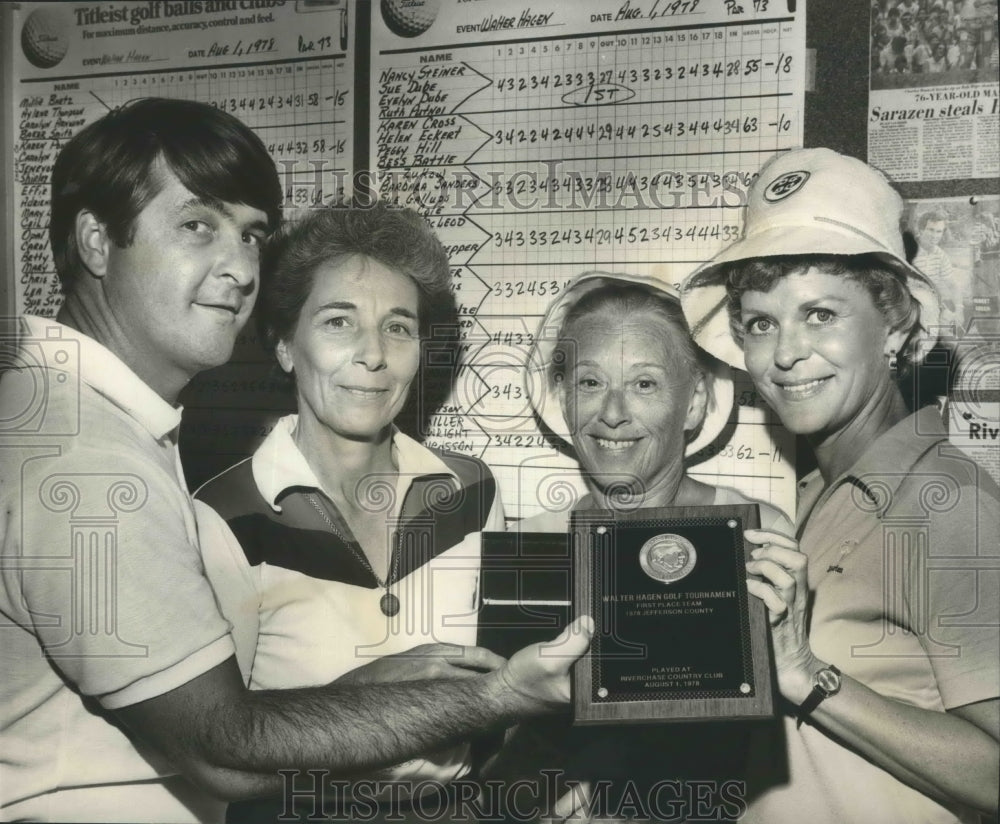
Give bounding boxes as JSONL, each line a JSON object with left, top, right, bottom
{"left": 369, "top": 0, "right": 805, "bottom": 520}
{"left": 3, "top": 0, "right": 997, "bottom": 511}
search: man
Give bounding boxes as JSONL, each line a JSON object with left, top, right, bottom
{"left": 0, "top": 98, "right": 591, "bottom": 823}
{"left": 914, "top": 209, "right": 962, "bottom": 331}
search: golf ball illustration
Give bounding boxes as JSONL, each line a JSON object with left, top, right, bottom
{"left": 21, "top": 7, "right": 69, "bottom": 69}
{"left": 381, "top": 0, "right": 440, "bottom": 37}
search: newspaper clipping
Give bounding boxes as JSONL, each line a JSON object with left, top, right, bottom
{"left": 905, "top": 195, "right": 1000, "bottom": 481}
{"left": 868, "top": 0, "right": 999, "bottom": 181}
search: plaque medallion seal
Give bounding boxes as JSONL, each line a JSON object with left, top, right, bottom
{"left": 639, "top": 534, "right": 697, "bottom": 583}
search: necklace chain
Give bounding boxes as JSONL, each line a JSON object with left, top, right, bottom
{"left": 304, "top": 492, "right": 398, "bottom": 588}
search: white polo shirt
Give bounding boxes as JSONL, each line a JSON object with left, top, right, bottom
{"left": 196, "top": 415, "right": 505, "bottom": 787}
{"left": 743, "top": 407, "right": 999, "bottom": 824}
{"left": 1, "top": 316, "right": 232, "bottom": 823}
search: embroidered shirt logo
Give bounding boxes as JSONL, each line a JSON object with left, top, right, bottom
{"left": 826, "top": 539, "right": 858, "bottom": 574}
{"left": 764, "top": 170, "right": 810, "bottom": 202}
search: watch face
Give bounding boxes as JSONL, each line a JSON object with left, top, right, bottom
{"left": 816, "top": 669, "right": 841, "bottom": 693}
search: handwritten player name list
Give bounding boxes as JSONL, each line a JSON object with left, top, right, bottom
{"left": 372, "top": 0, "right": 805, "bottom": 520}
{"left": 13, "top": 0, "right": 353, "bottom": 318}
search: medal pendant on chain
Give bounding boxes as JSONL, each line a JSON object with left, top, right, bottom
{"left": 380, "top": 592, "right": 400, "bottom": 617}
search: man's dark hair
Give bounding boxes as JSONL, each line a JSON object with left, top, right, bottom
{"left": 50, "top": 97, "right": 283, "bottom": 292}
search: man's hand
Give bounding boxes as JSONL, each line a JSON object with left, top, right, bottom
{"left": 115, "top": 620, "right": 593, "bottom": 799}
{"left": 493, "top": 615, "right": 594, "bottom": 711}
{"left": 336, "top": 643, "right": 507, "bottom": 685}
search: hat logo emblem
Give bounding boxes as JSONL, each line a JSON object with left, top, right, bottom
{"left": 764, "top": 170, "right": 810, "bottom": 202}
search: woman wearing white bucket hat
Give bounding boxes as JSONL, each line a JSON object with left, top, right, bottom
{"left": 518, "top": 270, "right": 791, "bottom": 533}
{"left": 490, "top": 271, "right": 791, "bottom": 822}
{"left": 681, "top": 148, "right": 999, "bottom": 823}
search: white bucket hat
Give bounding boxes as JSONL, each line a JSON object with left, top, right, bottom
{"left": 680, "top": 148, "right": 941, "bottom": 370}
{"left": 526, "top": 271, "right": 734, "bottom": 459}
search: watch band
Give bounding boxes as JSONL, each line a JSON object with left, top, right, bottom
{"left": 798, "top": 664, "right": 842, "bottom": 721}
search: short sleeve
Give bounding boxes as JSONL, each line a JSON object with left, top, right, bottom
{"left": 6, "top": 443, "right": 234, "bottom": 709}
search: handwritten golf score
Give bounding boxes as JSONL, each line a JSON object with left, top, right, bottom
{"left": 371, "top": 0, "right": 805, "bottom": 520}
{"left": 11, "top": 0, "right": 354, "bottom": 321}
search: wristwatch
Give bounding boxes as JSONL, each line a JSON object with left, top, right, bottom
{"left": 798, "top": 664, "right": 842, "bottom": 722}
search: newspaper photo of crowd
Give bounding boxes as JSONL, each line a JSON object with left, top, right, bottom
{"left": 871, "top": 0, "right": 999, "bottom": 86}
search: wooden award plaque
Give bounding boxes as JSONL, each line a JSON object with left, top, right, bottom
{"left": 571, "top": 504, "right": 775, "bottom": 724}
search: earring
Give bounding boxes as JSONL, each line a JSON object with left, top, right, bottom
{"left": 888, "top": 349, "right": 898, "bottom": 374}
